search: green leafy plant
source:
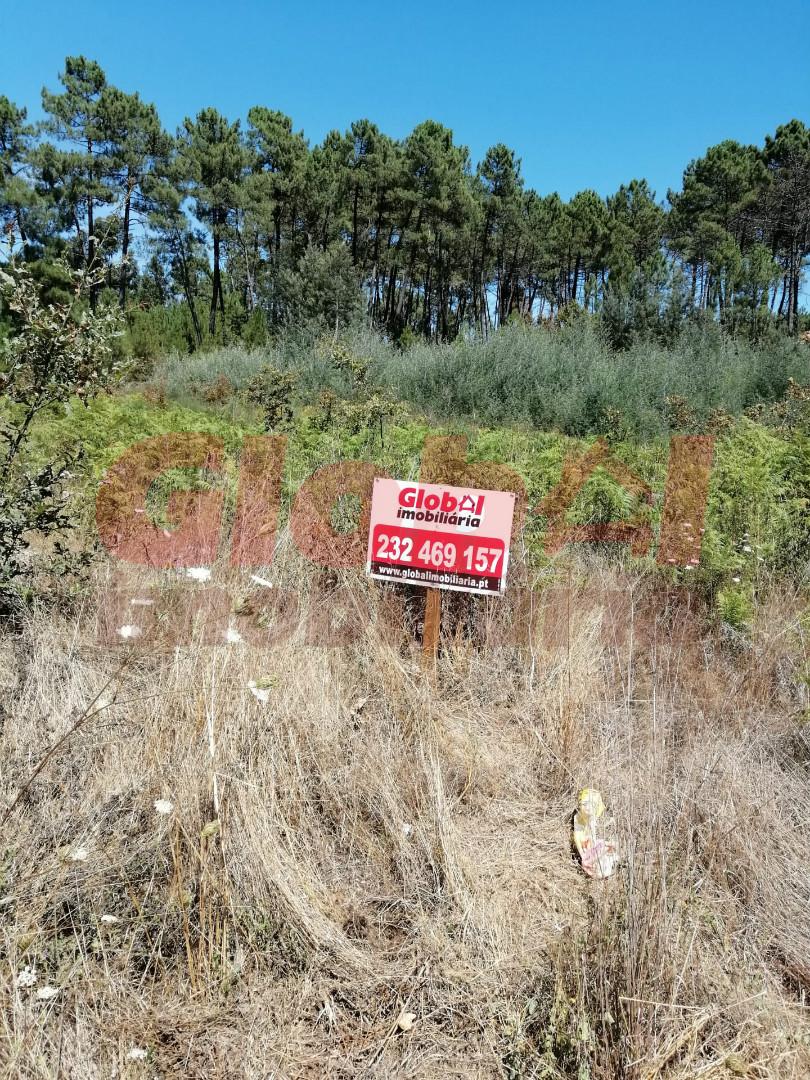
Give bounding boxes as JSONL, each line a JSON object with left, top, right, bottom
{"left": 0, "top": 260, "right": 126, "bottom": 612}
{"left": 716, "top": 586, "right": 754, "bottom": 631}
{"left": 316, "top": 339, "right": 407, "bottom": 446}
{"left": 244, "top": 364, "right": 297, "bottom": 431}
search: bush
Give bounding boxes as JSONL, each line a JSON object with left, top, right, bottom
{"left": 377, "top": 319, "right": 810, "bottom": 438}
{"left": 0, "top": 261, "right": 126, "bottom": 611}
{"left": 244, "top": 365, "right": 297, "bottom": 431}
{"left": 275, "top": 243, "right": 365, "bottom": 333}
{"left": 153, "top": 317, "right": 810, "bottom": 441}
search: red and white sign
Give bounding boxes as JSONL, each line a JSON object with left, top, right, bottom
{"left": 366, "top": 478, "right": 516, "bottom": 595}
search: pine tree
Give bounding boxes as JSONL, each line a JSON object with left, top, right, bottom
{"left": 177, "top": 108, "right": 246, "bottom": 336}
{"left": 39, "top": 57, "right": 112, "bottom": 308}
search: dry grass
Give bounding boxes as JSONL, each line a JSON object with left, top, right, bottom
{"left": 1, "top": 546, "right": 809, "bottom": 1079}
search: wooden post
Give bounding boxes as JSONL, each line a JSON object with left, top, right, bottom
{"left": 422, "top": 587, "right": 441, "bottom": 669}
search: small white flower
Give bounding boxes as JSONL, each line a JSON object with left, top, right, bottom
{"left": 223, "top": 626, "right": 243, "bottom": 644}
{"left": 68, "top": 846, "right": 89, "bottom": 863}
{"left": 15, "top": 965, "right": 37, "bottom": 989}
{"left": 117, "top": 624, "right": 142, "bottom": 640}
{"left": 185, "top": 566, "right": 211, "bottom": 582}
{"left": 35, "top": 986, "right": 59, "bottom": 1001}
{"left": 247, "top": 680, "right": 271, "bottom": 704}
{"left": 154, "top": 799, "right": 174, "bottom": 816}
{"left": 100, "top": 914, "right": 120, "bottom": 925}
{"left": 126, "top": 1047, "right": 149, "bottom": 1061}
{"left": 250, "top": 574, "right": 273, "bottom": 589}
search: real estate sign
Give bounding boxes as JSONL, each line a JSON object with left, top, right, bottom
{"left": 366, "top": 478, "right": 516, "bottom": 595}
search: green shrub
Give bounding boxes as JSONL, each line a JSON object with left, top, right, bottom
{"left": 716, "top": 586, "right": 754, "bottom": 630}
{"left": 0, "top": 261, "right": 126, "bottom": 610}
{"left": 244, "top": 365, "right": 297, "bottom": 431}
{"left": 152, "top": 318, "right": 810, "bottom": 442}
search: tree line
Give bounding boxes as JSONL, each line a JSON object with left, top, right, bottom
{"left": 1, "top": 55, "right": 809, "bottom": 350}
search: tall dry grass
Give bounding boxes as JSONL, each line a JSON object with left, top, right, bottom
{"left": 1, "top": 546, "right": 809, "bottom": 1078}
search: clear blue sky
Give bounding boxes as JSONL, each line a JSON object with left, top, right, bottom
{"left": 2, "top": 0, "right": 809, "bottom": 202}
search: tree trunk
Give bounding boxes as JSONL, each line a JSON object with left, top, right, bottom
{"left": 777, "top": 274, "right": 788, "bottom": 318}
{"left": 210, "top": 217, "right": 221, "bottom": 336}
{"left": 87, "top": 136, "right": 97, "bottom": 311}
{"left": 120, "top": 168, "right": 133, "bottom": 309}
{"left": 571, "top": 254, "right": 581, "bottom": 305}
{"left": 351, "top": 184, "right": 359, "bottom": 266}
{"left": 175, "top": 230, "right": 202, "bottom": 348}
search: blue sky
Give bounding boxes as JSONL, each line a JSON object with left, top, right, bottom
{"left": 2, "top": 0, "right": 809, "bottom": 202}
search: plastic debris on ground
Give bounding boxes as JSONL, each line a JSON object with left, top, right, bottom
{"left": 572, "top": 787, "right": 619, "bottom": 879}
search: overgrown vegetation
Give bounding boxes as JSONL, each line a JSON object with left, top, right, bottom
{"left": 152, "top": 320, "right": 810, "bottom": 439}
{"left": 0, "top": 260, "right": 125, "bottom": 612}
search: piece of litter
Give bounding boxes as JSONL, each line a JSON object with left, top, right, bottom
{"left": 117, "top": 624, "right": 142, "bottom": 639}
{"left": 318, "top": 995, "right": 337, "bottom": 1027}
{"left": 15, "top": 966, "right": 37, "bottom": 989}
{"left": 201, "top": 820, "right": 221, "bottom": 840}
{"left": 36, "top": 986, "right": 59, "bottom": 1001}
{"left": 401, "top": 823, "right": 414, "bottom": 838}
{"left": 185, "top": 566, "right": 211, "bottom": 582}
{"left": 126, "top": 1047, "right": 148, "bottom": 1061}
{"left": 397, "top": 1011, "right": 417, "bottom": 1032}
{"left": 154, "top": 799, "right": 174, "bottom": 816}
{"left": 247, "top": 680, "right": 272, "bottom": 704}
{"left": 223, "top": 626, "right": 243, "bottom": 644}
{"left": 250, "top": 574, "right": 273, "bottom": 589}
{"left": 100, "top": 914, "right": 120, "bottom": 925}
{"left": 572, "top": 788, "right": 619, "bottom": 879}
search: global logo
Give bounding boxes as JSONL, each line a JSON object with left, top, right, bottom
{"left": 396, "top": 486, "right": 485, "bottom": 527}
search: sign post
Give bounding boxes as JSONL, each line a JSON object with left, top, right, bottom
{"left": 366, "top": 478, "right": 516, "bottom": 663}
{"left": 422, "top": 588, "right": 441, "bottom": 668}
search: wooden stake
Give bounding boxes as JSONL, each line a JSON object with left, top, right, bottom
{"left": 422, "top": 588, "right": 441, "bottom": 669}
